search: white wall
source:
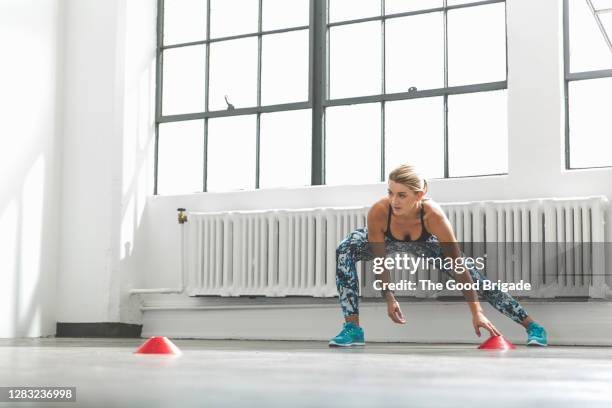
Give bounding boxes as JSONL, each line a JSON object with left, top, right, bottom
{"left": 115, "top": 0, "right": 157, "bottom": 323}
{"left": 0, "top": 0, "right": 63, "bottom": 337}
{"left": 58, "top": 0, "right": 120, "bottom": 323}
{"left": 57, "top": 0, "right": 156, "bottom": 325}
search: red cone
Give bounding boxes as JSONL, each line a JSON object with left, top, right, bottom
{"left": 134, "top": 336, "right": 182, "bottom": 355}
{"left": 478, "top": 335, "right": 516, "bottom": 350}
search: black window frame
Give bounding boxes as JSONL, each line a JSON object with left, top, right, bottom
{"left": 563, "top": 0, "right": 612, "bottom": 170}
{"left": 154, "top": 0, "right": 509, "bottom": 194}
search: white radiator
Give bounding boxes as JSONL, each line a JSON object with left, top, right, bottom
{"left": 184, "top": 207, "right": 368, "bottom": 297}
{"left": 436, "top": 196, "right": 609, "bottom": 298}
{"left": 183, "top": 196, "right": 609, "bottom": 299}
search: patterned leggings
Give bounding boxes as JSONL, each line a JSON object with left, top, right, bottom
{"left": 336, "top": 227, "right": 529, "bottom": 323}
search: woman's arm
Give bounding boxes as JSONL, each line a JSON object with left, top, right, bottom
{"left": 367, "top": 204, "right": 406, "bottom": 324}
{"left": 424, "top": 203, "right": 501, "bottom": 337}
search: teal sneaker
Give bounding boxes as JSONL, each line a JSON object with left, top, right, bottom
{"left": 526, "top": 322, "right": 548, "bottom": 346}
{"left": 329, "top": 322, "right": 365, "bottom": 347}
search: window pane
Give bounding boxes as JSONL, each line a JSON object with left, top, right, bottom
{"left": 262, "top": 0, "right": 309, "bottom": 31}
{"left": 162, "top": 45, "right": 205, "bottom": 115}
{"left": 385, "top": 97, "right": 444, "bottom": 179}
{"left": 569, "top": 0, "right": 612, "bottom": 72}
{"left": 601, "top": 13, "right": 612, "bottom": 48}
{"left": 569, "top": 78, "right": 612, "bottom": 168}
{"left": 262, "top": 30, "right": 309, "bottom": 106}
{"left": 592, "top": 0, "right": 612, "bottom": 9}
{"left": 157, "top": 120, "right": 204, "bottom": 195}
{"left": 163, "top": 0, "right": 207, "bottom": 45}
{"left": 210, "top": 0, "right": 258, "bottom": 39}
{"left": 207, "top": 115, "right": 256, "bottom": 191}
{"left": 329, "top": 0, "right": 381, "bottom": 23}
{"left": 448, "top": 3, "right": 506, "bottom": 86}
{"left": 386, "top": 12, "right": 444, "bottom": 93}
{"left": 209, "top": 37, "right": 258, "bottom": 111}
{"left": 448, "top": 90, "right": 507, "bottom": 177}
{"left": 326, "top": 103, "right": 381, "bottom": 185}
{"left": 385, "top": 0, "right": 442, "bottom": 14}
{"left": 260, "top": 110, "right": 312, "bottom": 188}
{"left": 447, "top": 0, "right": 487, "bottom": 5}
{"left": 330, "top": 22, "right": 382, "bottom": 99}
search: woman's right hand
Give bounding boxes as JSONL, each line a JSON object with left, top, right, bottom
{"left": 387, "top": 299, "right": 406, "bottom": 324}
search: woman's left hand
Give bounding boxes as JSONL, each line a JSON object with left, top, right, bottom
{"left": 472, "top": 311, "right": 501, "bottom": 337}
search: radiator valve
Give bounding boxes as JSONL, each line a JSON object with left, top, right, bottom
{"left": 177, "top": 208, "right": 188, "bottom": 224}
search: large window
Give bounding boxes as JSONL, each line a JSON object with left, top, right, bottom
{"left": 156, "top": 0, "right": 311, "bottom": 194}
{"left": 565, "top": 0, "right": 612, "bottom": 169}
{"left": 155, "top": 0, "right": 507, "bottom": 194}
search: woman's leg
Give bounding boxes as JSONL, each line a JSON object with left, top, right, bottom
{"left": 335, "top": 228, "right": 369, "bottom": 326}
{"left": 463, "top": 261, "right": 536, "bottom": 327}
{"left": 422, "top": 238, "right": 538, "bottom": 328}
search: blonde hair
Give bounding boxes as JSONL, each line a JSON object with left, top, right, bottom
{"left": 388, "top": 164, "right": 428, "bottom": 196}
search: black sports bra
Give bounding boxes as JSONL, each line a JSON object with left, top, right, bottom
{"left": 384, "top": 203, "right": 432, "bottom": 242}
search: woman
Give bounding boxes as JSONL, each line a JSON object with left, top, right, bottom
{"left": 329, "top": 164, "right": 548, "bottom": 347}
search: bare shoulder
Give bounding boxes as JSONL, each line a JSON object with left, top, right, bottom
{"left": 368, "top": 197, "right": 389, "bottom": 219}
{"left": 367, "top": 198, "right": 389, "bottom": 229}
{"left": 422, "top": 199, "right": 447, "bottom": 225}
{"left": 422, "top": 198, "right": 456, "bottom": 242}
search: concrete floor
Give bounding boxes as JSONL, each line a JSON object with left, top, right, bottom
{"left": 1, "top": 338, "right": 612, "bottom": 407}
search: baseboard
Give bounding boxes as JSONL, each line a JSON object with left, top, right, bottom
{"left": 56, "top": 322, "right": 142, "bottom": 338}
{"left": 140, "top": 300, "right": 612, "bottom": 346}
